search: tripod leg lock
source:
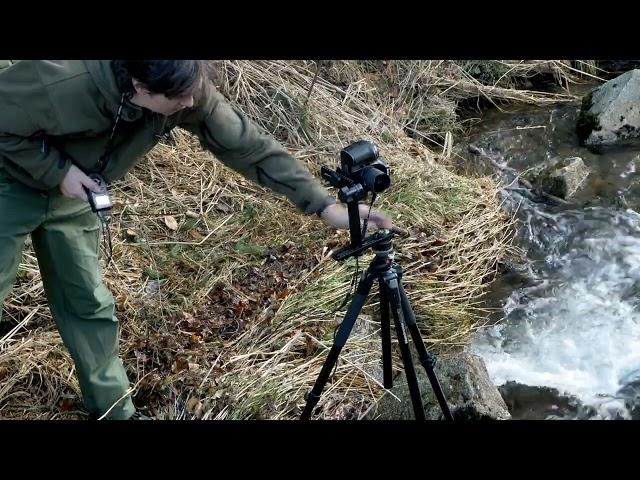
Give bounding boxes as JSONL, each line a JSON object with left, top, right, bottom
{"left": 422, "top": 351, "right": 437, "bottom": 370}
{"left": 305, "top": 391, "right": 321, "bottom": 406}
{"left": 301, "top": 390, "right": 323, "bottom": 420}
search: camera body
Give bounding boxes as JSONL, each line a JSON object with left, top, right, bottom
{"left": 339, "top": 140, "right": 390, "bottom": 194}
{"left": 321, "top": 140, "right": 391, "bottom": 202}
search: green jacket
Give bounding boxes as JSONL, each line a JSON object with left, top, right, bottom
{"left": 0, "top": 60, "right": 334, "bottom": 215}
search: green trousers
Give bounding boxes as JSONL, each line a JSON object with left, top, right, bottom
{"left": 0, "top": 169, "right": 135, "bottom": 419}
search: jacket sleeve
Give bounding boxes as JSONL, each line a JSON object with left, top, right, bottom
{"left": 0, "top": 122, "right": 72, "bottom": 189}
{"left": 179, "top": 86, "right": 335, "bottom": 215}
{"left": 0, "top": 63, "right": 72, "bottom": 189}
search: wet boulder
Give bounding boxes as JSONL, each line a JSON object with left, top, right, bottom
{"left": 366, "top": 351, "right": 511, "bottom": 420}
{"left": 577, "top": 69, "right": 640, "bottom": 146}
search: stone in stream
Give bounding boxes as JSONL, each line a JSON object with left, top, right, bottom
{"left": 530, "top": 157, "right": 590, "bottom": 200}
{"left": 577, "top": 69, "right": 640, "bottom": 147}
{"left": 366, "top": 352, "right": 511, "bottom": 420}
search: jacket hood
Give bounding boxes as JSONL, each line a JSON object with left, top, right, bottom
{"left": 85, "top": 60, "right": 144, "bottom": 122}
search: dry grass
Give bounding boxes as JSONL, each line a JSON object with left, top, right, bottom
{"left": 0, "top": 60, "right": 587, "bottom": 420}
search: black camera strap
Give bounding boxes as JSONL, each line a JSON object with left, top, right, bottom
{"left": 95, "top": 92, "right": 126, "bottom": 174}
{"left": 84, "top": 93, "right": 126, "bottom": 268}
{"left": 360, "top": 193, "right": 377, "bottom": 239}
{"left": 91, "top": 94, "right": 127, "bottom": 268}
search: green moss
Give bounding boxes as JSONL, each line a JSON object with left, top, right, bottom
{"left": 143, "top": 267, "right": 165, "bottom": 280}
{"left": 233, "top": 239, "right": 267, "bottom": 257}
{"left": 178, "top": 217, "right": 199, "bottom": 233}
{"left": 234, "top": 201, "right": 259, "bottom": 225}
{"left": 576, "top": 91, "right": 601, "bottom": 144}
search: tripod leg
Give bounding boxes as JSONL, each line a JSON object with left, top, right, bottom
{"left": 381, "top": 271, "right": 426, "bottom": 421}
{"left": 395, "top": 266, "right": 454, "bottom": 421}
{"left": 300, "top": 271, "right": 377, "bottom": 420}
{"left": 378, "top": 278, "right": 393, "bottom": 389}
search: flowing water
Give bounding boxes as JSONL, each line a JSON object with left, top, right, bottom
{"left": 462, "top": 91, "right": 640, "bottom": 420}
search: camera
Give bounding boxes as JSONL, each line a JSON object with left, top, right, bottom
{"left": 339, "top": 140, "right": 390, "bottom": 194}
{"left": 321, "top": 140, "right": 391, "bottom": 200}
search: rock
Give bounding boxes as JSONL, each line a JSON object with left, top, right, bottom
{"left": 577, "top": 69, "right": 640, "bottom": 146}
{"left": 532, "top": 157, "right": 590, "bottom": 199}
{"left": 500, "top": 381, "right": 635, "bottom": 420}
{"left": 366, "top": 351, "right": 511, "bottom": 420}
{"left": 498, "top": 381, "right": 584, "bottom": 420}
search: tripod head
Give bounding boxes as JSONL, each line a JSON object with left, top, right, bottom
{"left": 321, "top": 141, "right": 392, "bottom": 261}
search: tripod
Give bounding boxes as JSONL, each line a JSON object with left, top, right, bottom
{"left": 300, "top": 230, "right": 453, "bottom": 420}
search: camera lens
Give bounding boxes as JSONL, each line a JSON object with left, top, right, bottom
{"left": 362, "top": 167, "right": 391, "bottom": 193}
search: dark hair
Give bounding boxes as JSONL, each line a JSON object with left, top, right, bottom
{"left": 112, "top": 60, "right": 205, "bottom": 98}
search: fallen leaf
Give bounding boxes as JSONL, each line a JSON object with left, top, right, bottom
{"left": 171, "top": 357, "right": 189, "bottom": 373}
{"left": 188, "top": 230, "right": 204, "bottom": 241}
{"left": 212, "top": 390, "right": 224, "bottom": 399}
{"left": 276, "top": 288, "right": 291, "bottom": 300}
{"left": 58, "top": 397, "right": 74, "bottom": 412}
{"left": 305, "top": 336, "right": 316, "bottom": 357}
{"left": 186, "top": 397, "right": 203, "bottom": 413}
{"left": 233, "top": 304, "right": 247, "bottom": 316}
{"left": 164, "top": 216, "right": 179, "bottom": 231}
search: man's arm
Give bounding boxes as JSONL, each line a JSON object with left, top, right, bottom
{"left": 179, "top": 86, "right": 335, "bottom": 215}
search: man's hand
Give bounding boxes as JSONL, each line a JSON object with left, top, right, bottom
{"left": 319, "top": 203, "right": 407, "bottom": 235}
{"left": 60, "top": 165, "right": 101, "bottom": 202}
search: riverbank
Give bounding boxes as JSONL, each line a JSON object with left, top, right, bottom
{"left": 0, "top": 60, "right": 603, "bottom": 419}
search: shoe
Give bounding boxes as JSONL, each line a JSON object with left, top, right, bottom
{"left": 130, "top": 411, "right": 153, "bottom": 420}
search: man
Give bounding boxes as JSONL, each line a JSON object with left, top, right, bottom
{"left": 0, "top": 60, "right": 396, "bottom": 420}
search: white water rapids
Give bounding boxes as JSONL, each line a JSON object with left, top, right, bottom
{"left": 465, "top": 101, "right": 640, "bottom": 419}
